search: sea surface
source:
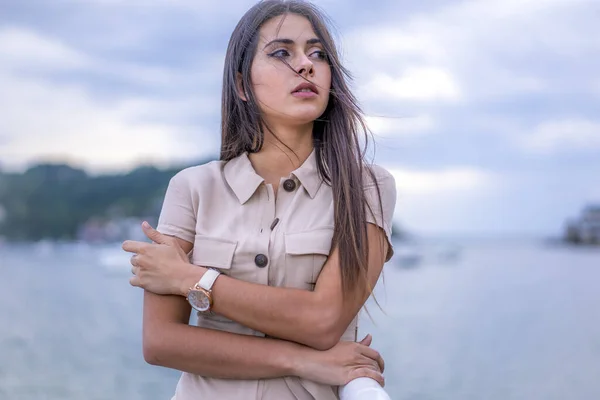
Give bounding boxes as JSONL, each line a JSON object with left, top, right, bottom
{"left": 1, "top": 238, "right": 599, "bottom": 400}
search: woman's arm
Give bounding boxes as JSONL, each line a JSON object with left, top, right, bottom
{"left": 174, "top": 223, "right": 388, "bottom": 351}
{"left": 130, "top": 222, "right": 386, "bottom": 351}
{"left": 143, "top": 290, "right": 293, "bottom": 378}
{"left": 142, "top": 288, "right": 385, "bottom": 384}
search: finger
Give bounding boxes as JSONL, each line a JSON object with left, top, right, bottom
{"left": 360, "top": 346, "right": 385, "bottom": 373}
{"left": 122, "top": 240, "right": 147, "bottom": 254}
{"left": 142, "top": 221, "right": 169, "bottom": 245}
{"left": 130, "top": 254, "right": 146, "bottom": 270}
{"left": 348, "top": 367, "right": 385, "bottom": 387}
{"left": 359, "top": 334, "right": 372, "bottom": 347}
{"left": 371, "top": 358, "right": 382, "bottom": 373}
{"left": 129, "top": 276, "right": 141, "bottom": 288}
{"left": 356, "top": 356, "right": 381, "bottom": 373}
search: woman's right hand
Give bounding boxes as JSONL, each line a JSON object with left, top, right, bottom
{"left": 296, "top": 334, "right": 385, "bottom": 387}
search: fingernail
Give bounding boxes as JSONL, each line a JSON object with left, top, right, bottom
{"left": 142, "top": 221, "right": 149, "bottom": 228}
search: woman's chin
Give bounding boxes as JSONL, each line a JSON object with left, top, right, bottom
{"left": 283, "top": 107, "right": 327, "bottom": 125}
{"left": 262, "top": 104, "right": 327, "bottom": 126}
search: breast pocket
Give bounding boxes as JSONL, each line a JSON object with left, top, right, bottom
{"left": 284, "top": 227, "right": 334, "bottom": 290}
{"left": 191, "top": 234, "right": 237, "bottom": 272}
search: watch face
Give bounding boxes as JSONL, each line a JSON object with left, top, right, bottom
{"left": 188, "top": 289, "right": 210, "bottom": 312}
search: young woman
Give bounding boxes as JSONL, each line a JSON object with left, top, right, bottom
{"left": 122, "top": 1, "right": 397, "bottom": 399}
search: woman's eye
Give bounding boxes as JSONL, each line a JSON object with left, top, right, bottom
{"left": 269, "top": 49, "right": 290, "bottom": 58}
{"left": 310, "top": 50, "right": 327, "bottom": 60}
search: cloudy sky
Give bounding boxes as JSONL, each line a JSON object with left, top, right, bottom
{"left": 1, "top": 0, "right": 598, "bottom": 236}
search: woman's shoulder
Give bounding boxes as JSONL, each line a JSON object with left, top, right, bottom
{"left": 169, "top": 160, "right": 226, "bottom": 187}
{"left": 362, "top": 163, "right": 396, "bottom": 189}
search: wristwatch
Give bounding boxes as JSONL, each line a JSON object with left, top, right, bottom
{"left": 186, "top": 268, "right": 221, "bottom": 313}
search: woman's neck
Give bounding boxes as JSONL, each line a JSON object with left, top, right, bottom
{"left": 248, "top": 122, "right": 314, "bottom": 184}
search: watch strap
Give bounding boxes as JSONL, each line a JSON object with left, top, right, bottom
{"left": 198, "top": 268, "right": 221, "bottom": 291}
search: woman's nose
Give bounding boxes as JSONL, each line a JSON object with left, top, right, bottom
{"left": 296, "top": 55, "right": 314, "bottom": 76}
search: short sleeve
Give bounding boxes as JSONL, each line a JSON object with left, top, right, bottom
{"left": 156, "top": 171, "right": 197, "bottom": 244}
{"left": 364, "top": 165, "right": 397, "bottom": 262}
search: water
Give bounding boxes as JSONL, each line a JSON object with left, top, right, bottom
{"left": 1, "top": 240, "right": 599, "bottom": 400}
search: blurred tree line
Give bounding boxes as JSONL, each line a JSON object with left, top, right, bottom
{"left": 0, "top": 157, "right": 214, "bottom": 241}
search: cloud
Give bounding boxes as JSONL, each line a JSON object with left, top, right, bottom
{"left": 344, "top": 25, "right": 443, "bottom": 63}
{"left": 0, "top": 26, "right": 225, "bottom": 92}
{"left": 0, "top": 27, "right": 90, "bottom": 70}
{"left": 594, "top": 80, "right": 600, "bottom": 97}
{"left": 0, "top": 73, "right": 216, "bottom": 173}
{"left": 588, "top": 188, "right": 600, "bottom": 203}
{"left": 384, "top": 165, "right": 500, "bottom": 234}
{"left": 365, "top": 114, "right": 435, "bottom": 138}
{"left": 0, "top": 26, "right": 223, "bottom": 173}
{"left": 520, "top": 118, "right": 600, "bottom": 154}
{"left": 360, "top": 67, "right": 461, "bottom": 102}
{"left": 0, "top": 35, "right": 219, "bottom": 173}
{"left": 388, "top": 166, "right": 494, "bottom": 196}
{"left": 345, "top": 0, "right": 598, "bottom": 103}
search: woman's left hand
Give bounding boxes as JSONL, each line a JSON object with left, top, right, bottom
{"left": 122, "top": 222, "right": 199, "bottom": 296}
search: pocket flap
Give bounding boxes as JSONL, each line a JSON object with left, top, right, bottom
{"left": 191, "top": 235, "right": 237, "bottom": 269}
{"left": 284, "top": 227, "right": 334, "bottom": 256}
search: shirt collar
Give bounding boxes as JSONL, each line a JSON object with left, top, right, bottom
{"left": 223, "top": 152, "right": 264, "bottom": 204}
{"left": 224, "top": 149, "right": 324, "bottom": 205}
{"left": 291, "top": 149, "right": 324, "bottom": 199}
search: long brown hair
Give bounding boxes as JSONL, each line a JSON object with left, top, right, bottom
{"left": 220, "top": 0, "right": 382, "bottom": 297}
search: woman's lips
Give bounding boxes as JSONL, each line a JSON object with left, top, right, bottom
{"left": 291, "top": 89, "right": 318, "bottom": 98}
{"left": 291, "top": 82, "right": 319, "bottom": 96}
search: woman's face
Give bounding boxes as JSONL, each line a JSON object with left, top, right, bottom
{"left": 248, "top": 13, "right": 332, "bottom": 127}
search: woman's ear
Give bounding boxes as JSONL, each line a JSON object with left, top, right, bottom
{"left": 236, "top": 72, "right": 248, "bottom": 101}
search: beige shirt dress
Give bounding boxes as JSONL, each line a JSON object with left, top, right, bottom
{"left": 156, "top": 149, "right": 397, "bottom": 399}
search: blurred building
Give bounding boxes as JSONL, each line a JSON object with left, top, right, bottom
{"left": 564, "top": 205, "right": 600, "bottom": 245}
